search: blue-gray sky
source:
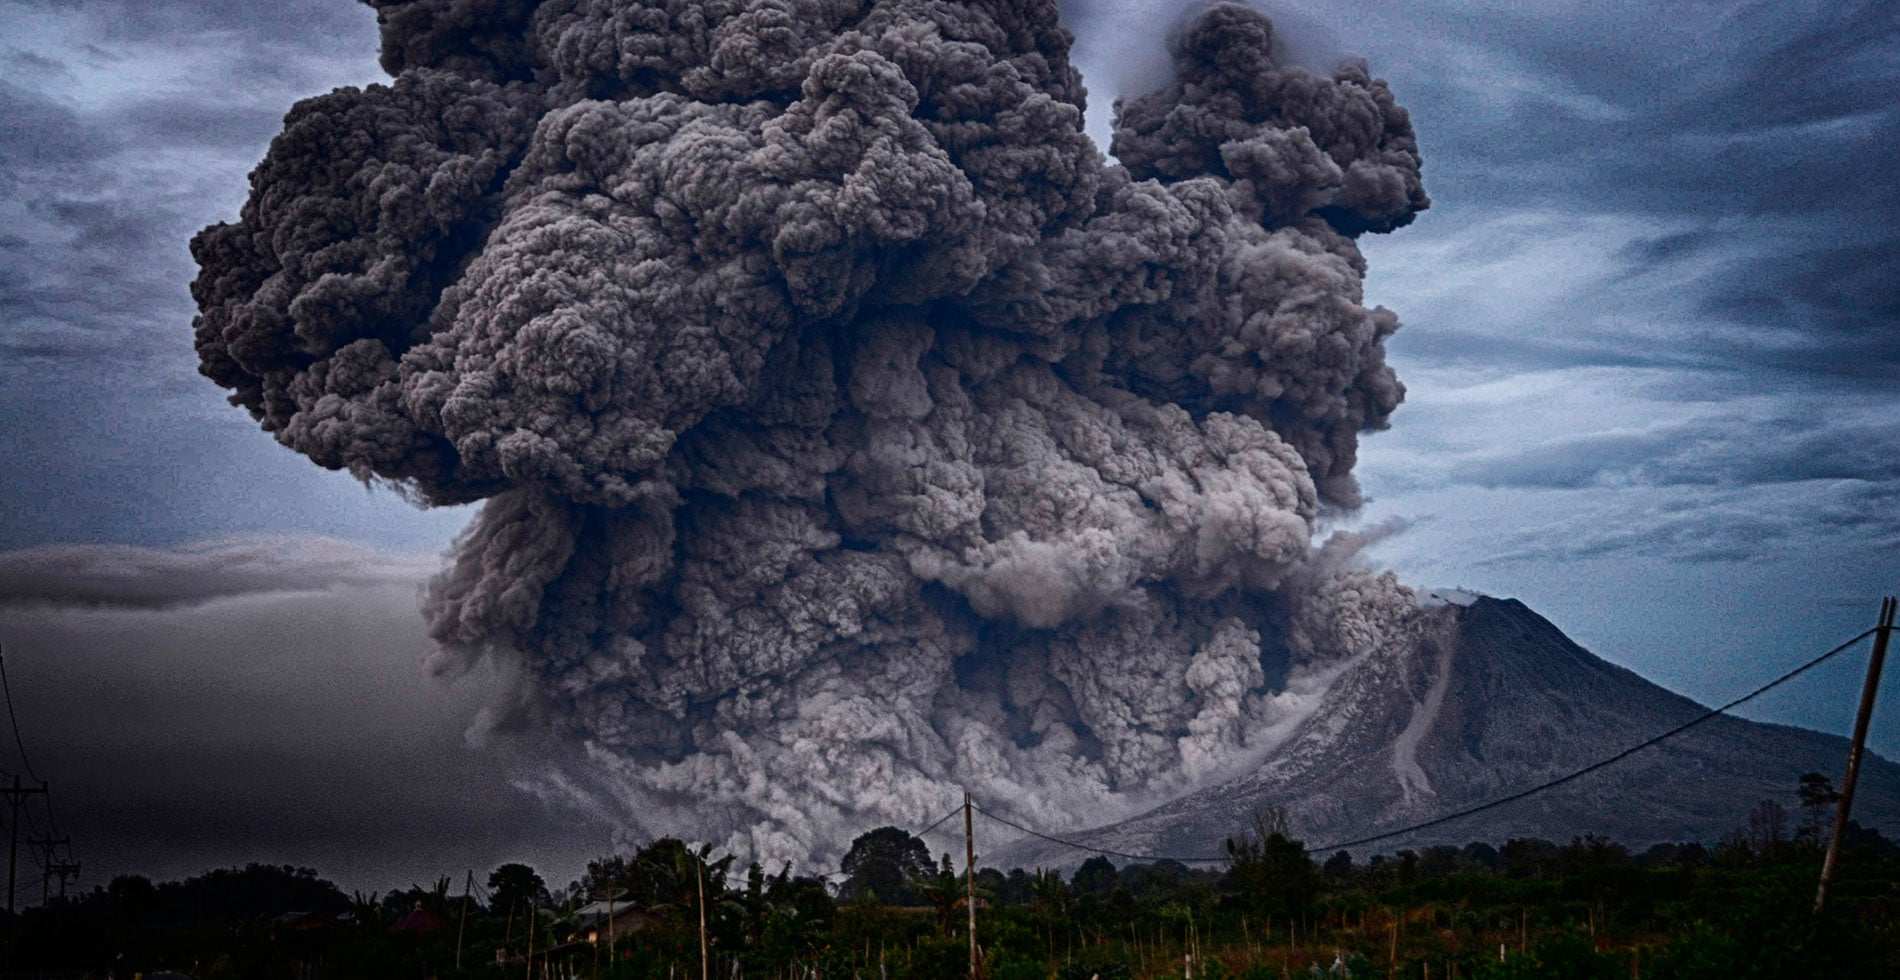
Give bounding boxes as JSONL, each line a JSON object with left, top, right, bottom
{"left": 0, "top": 0, "right": 1894, "bottom": 893}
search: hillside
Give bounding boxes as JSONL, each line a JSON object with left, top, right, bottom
{"left": 992, "top": 596, "right": 1900, "bottom": 866}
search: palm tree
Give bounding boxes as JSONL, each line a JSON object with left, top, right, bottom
{"left": 348, "top": 890, "right": 385, "bottom": 930}
{"left": 1028, "top": 869, "right": 1067, "bottom": 917}
{"left": 1027, "top": 869, "right": 1068, "bottom": 957}
{"left": 759, "top": 867, "right": 831, "bottom": 961}
{"left": 912, "top": 854, "right": 966, "bottom": 937}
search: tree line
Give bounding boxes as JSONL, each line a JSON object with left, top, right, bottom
{"left": 8, "top": 774, "right": 1897, "bottom": 979}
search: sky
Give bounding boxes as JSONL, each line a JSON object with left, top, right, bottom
{"left": 0, "top": 0, "right": 1894, "bottom": 896}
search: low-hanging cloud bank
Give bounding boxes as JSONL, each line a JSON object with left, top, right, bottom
{"left": 0, "top": 537, "right": 607, "bottom": 894}
{"left": 189, "top": 0, "right": 1429, "bottom": 866}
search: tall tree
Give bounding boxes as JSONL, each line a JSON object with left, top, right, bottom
{"left": 1798, "top": 772, "right": 1841, "bottom": 842}
{"left": 1225, "top": 826, "right": 1321, "bottom": 921}
{"left": 487, "top": 863, "right": 548, "bottom": 915}
{"left": 912, "top": 854, "right": 965, "bottom": 937}
{"left": 839, "top": 827, "right": 933, "bottom": 905}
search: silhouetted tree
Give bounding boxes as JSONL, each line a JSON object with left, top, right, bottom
{"left": 1499, "top": 838, "right": 1558, "bottom": 878}
{"left": 1395, "top": 849, "right": 1420, "bottom": 885}
{"left": 1460, "top": 841, "right": 1501, "bottom": 871}
{"left": 1559, "top": 834, "right": 1629, "bottom": 874}
{"left": 839, "top": 826, "right": 933, "bottom": 905}
{"left": 1322, "top": 850, "right": 1354, "bottom": 883}
{"left": 913, "top": 854, "right": 965, "bottom": 937}
{"left": 1029, "top": 867, "right": 1068, "bottom": 917}
{"left": 1747, "top": 799, "right": 1790, "bottom": 860}
{"left": 1798, "top": 772, "right": 1841, "bottom": 842}
{"left": 487, "top": 862, "right": 548, "bottom": 915}
{"left": 1224, "top": 829, "right": 1321, "bottom": 921}
{"left": 1071, "top": 856, "right": 1118, "bottom": 896}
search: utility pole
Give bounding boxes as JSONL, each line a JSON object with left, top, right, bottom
{"left": 457, "top": 869, "right": 472, "bottom": 970}
{"left": 696, "top": 858, "right": 710, "bottom": 980}
{"left": 964, "top": 791, "right": 978, "bottom": 980}
{"left": 3, "top": 775, "right": 48, "bottom": 918}
{"left": 28, "top": 835, "right": 67, "bottom": 904}
{"left": 1815, "top": 595, "right": 1895, "bottom": 914}
{"left": 47, "top": 861, "right": 79, "bottom": 900}
{"left": 525, "top": 895, "right": 537, "bottom": 980}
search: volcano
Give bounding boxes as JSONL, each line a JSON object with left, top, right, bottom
{"left": 991, "top": 595, "right": 1900, "bottom": 866}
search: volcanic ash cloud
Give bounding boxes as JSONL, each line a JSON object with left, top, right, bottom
{"left": 190, "top": 0, "right": 1429, "bottom": 865}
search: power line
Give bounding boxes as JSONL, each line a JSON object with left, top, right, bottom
{"left": 0, "top": 646, "right": 72, "bottom": 898}
{"left": 810, "top": 804, "right": 967, "bottom": 883}
{"left": 0, "top": 652, "right": 42, "bottom": 783}
{"left": 915, "top": 805, "right": 962, "bottom": 839}
{"left": 1306, "top": 625, "right": 1877, "bottom": 853}
{"left": 0, "top": 649, "right": 59, "bottom": 841}
{"left": 972, "top": 804, "right": 1225, "bottom": 864}
{"left": 969, "top": 624, "right": 1880, "bottom": 864}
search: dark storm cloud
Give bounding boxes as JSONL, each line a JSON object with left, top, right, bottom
{"left": 0, "top": 83, "right": 196, "bottom": 368}
{"left": 0, "top": 536, "right": 608, "bottom": 891}
{"left": 0, "top": 1, "right": 391, "bottom": 374}
{"left": 1694, "top": 238, "right": 1900, "bottom": 382}
{"left": 14, "top": 0, "right": 370, "bottom": 46}
{"left": 1299, "top": 0, "right": 1900, "bottom": 575}
{"left": 0, "top": 537, "right": 433, "bottom": 609}
{"left": 0, "top": 81, "right": 121, "bottom": 173}
{"left": 1387, "top": 0, "right": 1900, "bottom": 382}
{"left": 104, "top": 95, "right": 291, "bottom": 149}
{"left": 1456, "top": 412, "right": 1900, "bottom": 492}
{"left": 1472, "top": 476, "right": 1900, "bottom": 567}
{"left": 0, "top": 0, "right": 484, "bottom": 551}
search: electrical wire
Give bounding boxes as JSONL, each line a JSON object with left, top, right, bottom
{"left": 0, "top": 647, "right": 63, "bottom": 853}
{"left": 914, "top": 805, "right": 963, "bottom": 839}
{"left": 1305, "top": 625, "right": 1877, "bottom": 854}
{"left": 966, "top": 624, "right": 1880, "bottom": 864}
{"left": 973, "top": 804, "right": 1226, "bottom": 864}
{"left": 0, "top": 651, "right": 43, "bottom": 783}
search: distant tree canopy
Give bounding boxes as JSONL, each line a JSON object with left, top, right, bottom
{"left": 17, "top": 779, "right": 1900, "bottom": 980}
{"left": 1071, "top": 855, "right": 1119, "bottom": 897}
{"left": 1224, "top": 829, "right": 1321, "bottom": 921}
{"left": 100, "top": 864, "right": 346, "bottom": 926}
{"left": 627, "top": 838, "right": 735, "bottom": 910}
{"left": 486, "top": 862, "right": 548, "bottom": 914}
{"left": 840, "top": 826, "right": 933, "bottom": 905}
{"left": 19, "top": 775, "right": 1898, "bottom": 979}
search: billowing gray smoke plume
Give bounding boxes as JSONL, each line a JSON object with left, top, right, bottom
{"left": 191, "top": 0, "right": 1428, "bottom": 865}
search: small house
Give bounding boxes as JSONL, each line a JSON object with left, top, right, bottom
{"left": 573, "top": 895, "right": 662, "bottom": 943}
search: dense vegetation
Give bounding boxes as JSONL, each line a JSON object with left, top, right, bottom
{"left": 10, "top": 786, "right": 1898, "bottom": 979}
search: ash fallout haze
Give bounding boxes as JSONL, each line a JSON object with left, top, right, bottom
{"left": 0, "top": 0, "right": 1894, "bottom": 892}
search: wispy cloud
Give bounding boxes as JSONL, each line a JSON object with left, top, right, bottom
{"left": 0, "top": 535, "right": 437, "bottom": 609}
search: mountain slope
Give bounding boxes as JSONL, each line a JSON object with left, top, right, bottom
{"left": 991, "top": 596, "right": 1900, "bottom": 867}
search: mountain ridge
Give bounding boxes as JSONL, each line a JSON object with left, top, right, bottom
{"left": 990, "top": 596, "right": 1900, "bottom": 867}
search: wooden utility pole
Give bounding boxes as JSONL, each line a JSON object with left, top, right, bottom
{"left": 3, "top": 775, "right": 48, "bottom": 918}
{"left": 46, "top": 860, "right": 79, "bottom": 900}
{"left": 457, "top": 870, "right": 472, "bottom": 970}
{"left": 525, "top": 896, "right": 537, "bottom": 980}
{"left": 28, "top": 835, "right": 67, "bottom": 904}
{"left": 964, "top": 792, "right": 978, "bottom": 980}
{"left": 697, "top": 858, "right": 710, "bottom": 980}
{"left": 1388, "top": 912, "right": 1397, "bottom": 978}
{"left": 1815, "top": 595, "right": 1896, "bottom": 914}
